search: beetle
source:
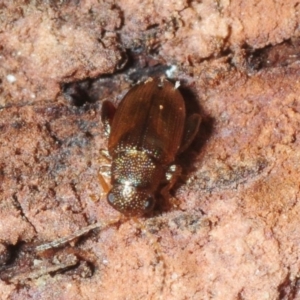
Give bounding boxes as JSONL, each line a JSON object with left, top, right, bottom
{"left": 101, "top": 78, "right": 201, "bottom": 216}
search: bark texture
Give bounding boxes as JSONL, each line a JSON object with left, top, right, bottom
{"left": 0, "top": 0, "right": 300, "bottom": 299}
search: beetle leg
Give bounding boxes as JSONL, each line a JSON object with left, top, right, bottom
{"left": 99, "top": 149, "right": 111, "bottom": 162}
{"left": 101, "top": 100, "right": 116, "bottom": 136}
{"left": 89, "top": 173, "right": 111, "bottom": 203}
{"left": 98, "top": 149, "right": 111, "bottom": 178}
{"left": 179, "top": 113, "right": 201, "bottom": 153}
{"left": 98, "top": 150, "right": 112, "bottom": 198}
{"left": 165, "top": 164, "right": 181, "bottom": 182}
{"left": 98, "top": 167, "right": 111, "bottom": 201}
{"left": 161, "top": 164, "right": 182, "bottom": 205}
{"left": 99, "top": 165, "right": 111, "bottom": 178}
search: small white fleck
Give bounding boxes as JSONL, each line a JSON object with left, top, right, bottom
{"left": 31, "top": 94, "right": 36, "bottom": 99}
{"left": 165, "top": 65, "right": 177, "bottom": 78}
{"left": 159, "top": 105, "right": 163, "bottom": 110}
{"left": 124, "top": 180, "right": 132, "bottom": 187}
{"left": 33, "top": 259, "right": 43, "bottom": 266}
{"left": 6, "top": 74, "right": 16, "bottom": 83}
{"left": 175, "top": 81, "right": 180, "bottom": 89}
{"left": 66, "top": 283, "right": 73, "bottom": 289}
{"left": 145, "top": 77, "right": 154, "bottom": 84}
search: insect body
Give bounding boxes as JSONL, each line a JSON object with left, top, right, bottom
{"left": 101, "top": 78, "right": 201, "bottom": 216}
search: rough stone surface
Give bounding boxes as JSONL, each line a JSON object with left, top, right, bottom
{"left": 1, "top": 0, "right": 300, "bottom": 299}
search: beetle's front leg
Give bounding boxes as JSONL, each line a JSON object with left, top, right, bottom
{"left": 101, "top": 100, "right": 116, "bottom": 136}
{"left": 165, "top": 164, "right": 182, "bottom": 183}
{"left": 98, "top": 170, "right": 111, "bottom": 196}
{"left": 99, "top": 149, "right": 111, "bottom": 162}
{"left": 98, "top": 150, "right": 112, "bottom": 198}
{"left": 160, "top": 164, "right": 182, "bottom": 209}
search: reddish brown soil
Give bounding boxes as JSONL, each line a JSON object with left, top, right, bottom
{"left": 1, "top": 1, "right": 300, "bottom": 299}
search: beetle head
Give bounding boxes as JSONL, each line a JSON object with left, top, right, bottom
{"left": 107, "top": 184, "right": 155, "bottom": 216}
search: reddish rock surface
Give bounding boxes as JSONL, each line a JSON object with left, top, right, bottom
{"left": 1, "top": 0, "right": 300, "bottom": 299}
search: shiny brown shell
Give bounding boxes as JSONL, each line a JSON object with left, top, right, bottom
{"left": 108, "top": 78, "right": 186, "bottom": 164}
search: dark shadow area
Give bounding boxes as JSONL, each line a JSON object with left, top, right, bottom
{"left": 63, "top": 80, "right": 93, "bottom": 106}
{"left": 0, "top": 242, "right": 26, "bottom": 269}
{"left": 0, "top": 244, "right": 13, "bottom": 268}
{"left": 278, "top": 274, "right": 300, "bottom": 300}
{"left": 153, "top": 85, "right": 214, "bottom": 215}
{"left": 178, "top": 85, "right": 214, "bottom": 171}
{"left": 0, "top": 242, "right": 30, "bottom": 281}
{"left": 245, "top": 38, "right": 300, "bottom": 72}
{"left": 0, "top": 239, "right": 96, "bottom": 283}
{"left": 61, "top": 48, "right": 170, "bottom": 107}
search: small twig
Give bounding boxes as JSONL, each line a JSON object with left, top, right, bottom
{"left": 36, "top": 220, "right": 117, "bottom": 252}
{"left": 10, "top": 254, "right": 79, "bottom": 283}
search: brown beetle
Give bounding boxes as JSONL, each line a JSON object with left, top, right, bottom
{"left": 101, "top": 78, "right": 201, "bottom": 216}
